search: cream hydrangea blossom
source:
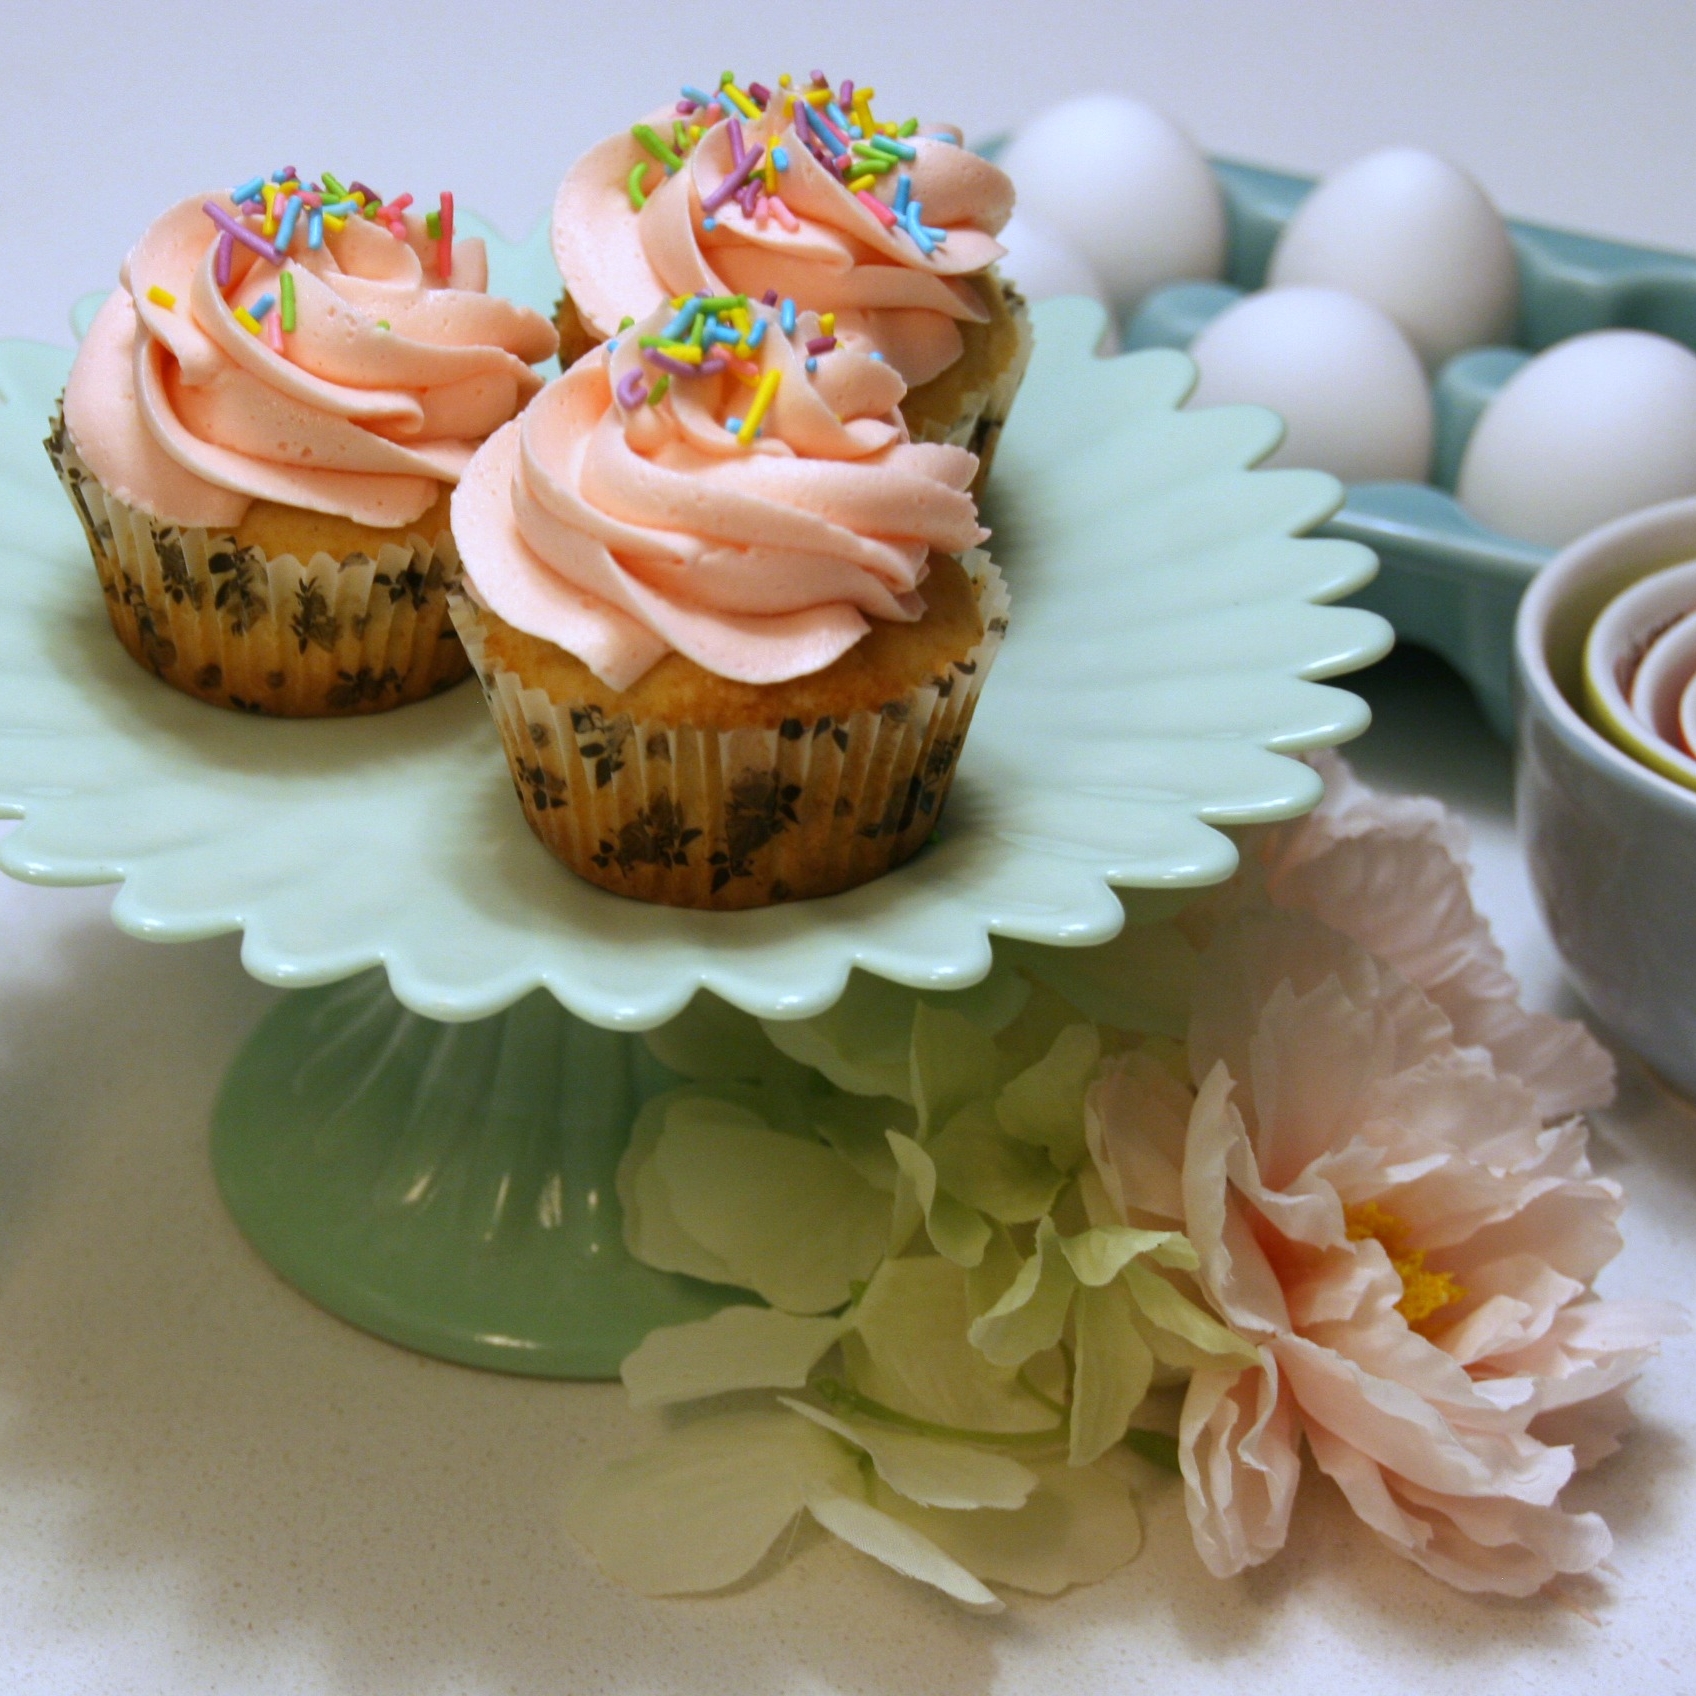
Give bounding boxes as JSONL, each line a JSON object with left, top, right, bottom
{"left": 1089, "top": 908, "right": 1680, "bottom": 1596}
{"left": 566, "top": 972, "right": 1250, "bottom": 1608}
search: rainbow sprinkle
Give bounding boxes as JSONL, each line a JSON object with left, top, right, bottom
{"left": 610, "top": 295, "right": 856, "bottom": 449}
{"left": 145, "top": 284, "right": 176, "bottom": 311}
{"left": 649, "top": 72, "right": 948, "bottom": 259}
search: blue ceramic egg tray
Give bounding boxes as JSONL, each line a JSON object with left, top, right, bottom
{"left": 1126, "top": 160, "right": 1696, "bottom": 738}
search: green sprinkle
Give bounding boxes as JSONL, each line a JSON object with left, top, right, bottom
{"left": 626, "top": 161, "right": 650, "bottom": 211}
{"left": 618, "top": 315, "right": 635, "bottom": 331}
{"left": 321, "top": 170, "right": 347, "bottom": 199}
{"left": 898, "top": 117, "right": 919, "bottom": 136}
{"left": 631, "top": 123, "right": 683, "bottom": 172}
{"left": 425, "top": 210, "right": 441, "bottom": 238}
{"left": 377, "top": 319, "right": 390, "bottom": 331}
{"left": 1123, "top": 1429, "right": 1182, "bottom": 1474}
{"left": 646, "top": 372, "right": 670, "bottom": 406}
{"left": 279, "top": 269, "right": 296, "bottom": 333}
{"left": 697, "top": 294, "right": 746, "bottom": 312}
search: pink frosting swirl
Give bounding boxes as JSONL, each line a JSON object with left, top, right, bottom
{"left": 64, "top": 192, "right": 558, "bottom": 529}
{"left": 454, "top": 299, "right": 987, "bottom": 689}
{"left": 553, "top": 99, "right": 1013, "bottom": 389}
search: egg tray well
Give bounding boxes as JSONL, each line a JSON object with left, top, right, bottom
{"left": 1123, "top": 159, "right": 1696, "bottom": 739}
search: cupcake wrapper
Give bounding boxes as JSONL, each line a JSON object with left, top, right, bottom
{"left": 452, "top": 554, "right": 1010, "bottom": 909}
{"left": 46, "top": 411, "right": 469, "bottom": 716}
{"left": 908, "top": 282, "right": 1035, "bottom": 493}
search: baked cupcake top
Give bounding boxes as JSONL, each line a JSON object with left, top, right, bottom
{"left": 64, "top": 170, "right": 559, "bottom": 530}
{"left": 454, "top": 293, "right": 986, "bottom": 689}
{"left": 553, "top": 73, "right": 1014, "bottom": 390}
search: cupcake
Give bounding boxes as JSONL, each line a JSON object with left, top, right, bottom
{"left": 450, "top": 294, "right": 1008, "bottom": 909}
{"left": 49, "top": 170, "right": 558, "bottom": 715}
{"left": 551, "top": 73, "right": 1029, "bottom": 486}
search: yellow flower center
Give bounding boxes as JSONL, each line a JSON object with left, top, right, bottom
{"left": 1344, "top": 1201, "right": 1466, "bottom": 1333}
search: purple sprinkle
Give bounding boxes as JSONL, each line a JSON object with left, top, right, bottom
{"left": 748, "top": 82, "right": 771, "bottom": 107}
{"left": 839, "top": 80, "right": 854, "bottom": 109}
{"left": 727, "top": 116, "right": 746, "bottom": 167}
{"left": 697, "top": 357, "right": 728, "bottom": 376}
{"left": 615, "top": 369, "right": 648, "bottom": 409}
{"left": 762, "top": 288, "right": 779, "bottom": 306}
{"left": 215, "top": 231, "right": 234, "bottom": 288}
{"left": 701, "top": 145, "right": 764, "bottom": 213}
{"left": 643, "top": 349, "right": 700, "bottom": 379}
{"left": 203, "top": 201, "right": 282, "bottom": 267}
{"left": 809, "top": 69, "right": 826, "bottom": 86}
{"left": 737, "top": 179, "right": 761, "bottom": 216}
{"left": 676, "top": 99, "right": 698, "bottom": 115}
{"left": 806, "top": 335, "right": 837, "bottom": 355}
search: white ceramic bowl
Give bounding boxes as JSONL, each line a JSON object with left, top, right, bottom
{"left": 1516, "top": 497, "right": 1696, "bottom": 1100}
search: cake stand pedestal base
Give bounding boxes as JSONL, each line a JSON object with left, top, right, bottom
{"left": 211, "top": 972, "right": 731, "bottom": 1378}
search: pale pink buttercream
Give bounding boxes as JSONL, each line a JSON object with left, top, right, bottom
{"left": 553, "top": 99, "right": 1012, "bottom": 389}
{"left": 64, "top": 193, "right": 558, "bottom": 529}
{"left": 454, "top": 300, "right": 986, "bottom": 689}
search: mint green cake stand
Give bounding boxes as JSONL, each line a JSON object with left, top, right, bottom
{"left": 0, "top": 239, "right": 1390, "bottom": 1376}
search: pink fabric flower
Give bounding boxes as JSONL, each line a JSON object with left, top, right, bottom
{"left": 1257, "top": 752, "right": 1615, "bottom": 1122}
{"left": 1090, "top": 908, "right": 1681, "bottom": 1596}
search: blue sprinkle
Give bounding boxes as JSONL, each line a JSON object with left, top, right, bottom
{"left": 893, "top": 173, "right": 913, "bottom": 216}
{"left": 747, "top": 318, "right": 767, "bottom": 347}
{"left": 933, "top": 132, "right": 961, "bottom": 144}
{"left": 726, "top": 416, "right": 743, "bottom": 433}
{"left": 681, "top": 84, "right": 715, "bottom": 105}
{"left": 771, "top": 145, "right": 789, "bottom": 170}
{"left": 805, "top": 357, "right": 818, "bottom": 373}
{"left": 250, "top": 293, "right": 276, "bottom": 322}
{"left": 825, "top": 99, "right": 851, "bottom": 132}
{"left": 606, "top": 340, "right": 619, "bottom": 354}
{"left": 780, "top": 298, "right": 796, "bottom": 334}
{"left": 870, "top": 350, "right": 884, "bottom": 361}
{"left": 232, "top": 175, "right": 265, "bottom": 202}
{"left": 702, "top": 216, "right": 717, "bottom": 231}
{"left": 307, "top": 208, "right": 325, "bottom": 251}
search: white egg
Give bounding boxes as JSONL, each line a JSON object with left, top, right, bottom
{"left": 1457, "top": 329, "right": 1696, "bottom": 546}
{"left": 1187, "top": 287, "right": 1433, "bottom": 482}
{"left": 1268, "top": 147, "right": 1518, "bottom": 369}
{"left": 992, "top": 212, "right": 1119, "bottom": 350}
{"left": 1000, "top": 94, "right": 1226, "bottom": 315}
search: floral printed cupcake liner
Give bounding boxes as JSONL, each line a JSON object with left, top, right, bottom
{"left": 452, "top": 553, "right": 1009, "bottom": 909}
{"left": 46, "top": 410, "right": 469, "bottom": 716}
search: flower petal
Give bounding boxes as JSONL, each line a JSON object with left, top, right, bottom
{"left": 1070, "top": 1280, "right": 1155, "bottom": 1466}
{"left": 887, "top": 1131, "right": 992, "bottom": 1267}
{"left": 1178, "top": 1353, "right": 1302, "bottom": 1577}
{"left": 621, "top": 1307, "right": 846, "bottom": 1407}
{"left": 845, "top": 1256, "right": 1056, "bottom": 1433}
{"left": 655, "top": 1099, "right": 889, "bottom": 1313}
{"left": 564, "top": 1408, "right": 852, "bottom": 1595}
{"left": 779, "top": 1398, "right": 1039, "bottom": 1510}
{"left": 872, "top": 1462, "right": 1143, "bottom": 1594}
{"left": 803, "top": 1485, "right": 1003, "bottom": 1610}
{"left": 970, "top": 1218, "right": 1077, "bottom": 1368}
{"left": 995, "top": 1023, "right": 1101, "bottom": 1171}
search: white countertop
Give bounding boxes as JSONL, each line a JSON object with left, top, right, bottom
{"left": 3, "top": 6, "right": 1695, "bottom": 1688}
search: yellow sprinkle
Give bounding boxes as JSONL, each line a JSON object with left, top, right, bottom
{"left": 233, "top": 307, "right": 262, "bottom": 336}
{"left": 324, "top": 213, "right": 347, "bottom": 232}
{"left": 658, "top": 341, "right": 703, "bottom": 365}
{"left": 847, "top": 175, "right": 874, "bottom": 194}
{"left": 145, "top": 284, "right": 177, "bottom": 311}
{"left": 764, "top": 152, "right": 778, "bottom": 194}
{"left": 819, "top": 312, "right": 835, "bottom": 334}
{"left": 737, "top": 368, "right": 781, "bottom": 444}
{"left": 778, "top": 71, "right": 793, "bottom": 87}
{"left": 689, "top": 124, "right": 703, "bottom": 143}
{"left": 719, "top": 79, "right": 760, "bottom": 119}
{"left": 803, "top": 88, "right": 832, "bottom": 105}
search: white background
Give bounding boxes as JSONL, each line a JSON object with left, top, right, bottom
{"left": 7, "top": 0, "right": 1696, "bottom": 342}
{"left": 2, "top": 4, "right": 1695, "bottom": 1692}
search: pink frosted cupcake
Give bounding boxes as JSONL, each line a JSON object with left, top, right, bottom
{"left": 49, "top": 168, "right": 558, "bottom": 715}
{"left": 449, "top": 293, "right": 1008, "bottom": 908}
{"left": 552, "top": 72, "right": 1029, "bottom": 479}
